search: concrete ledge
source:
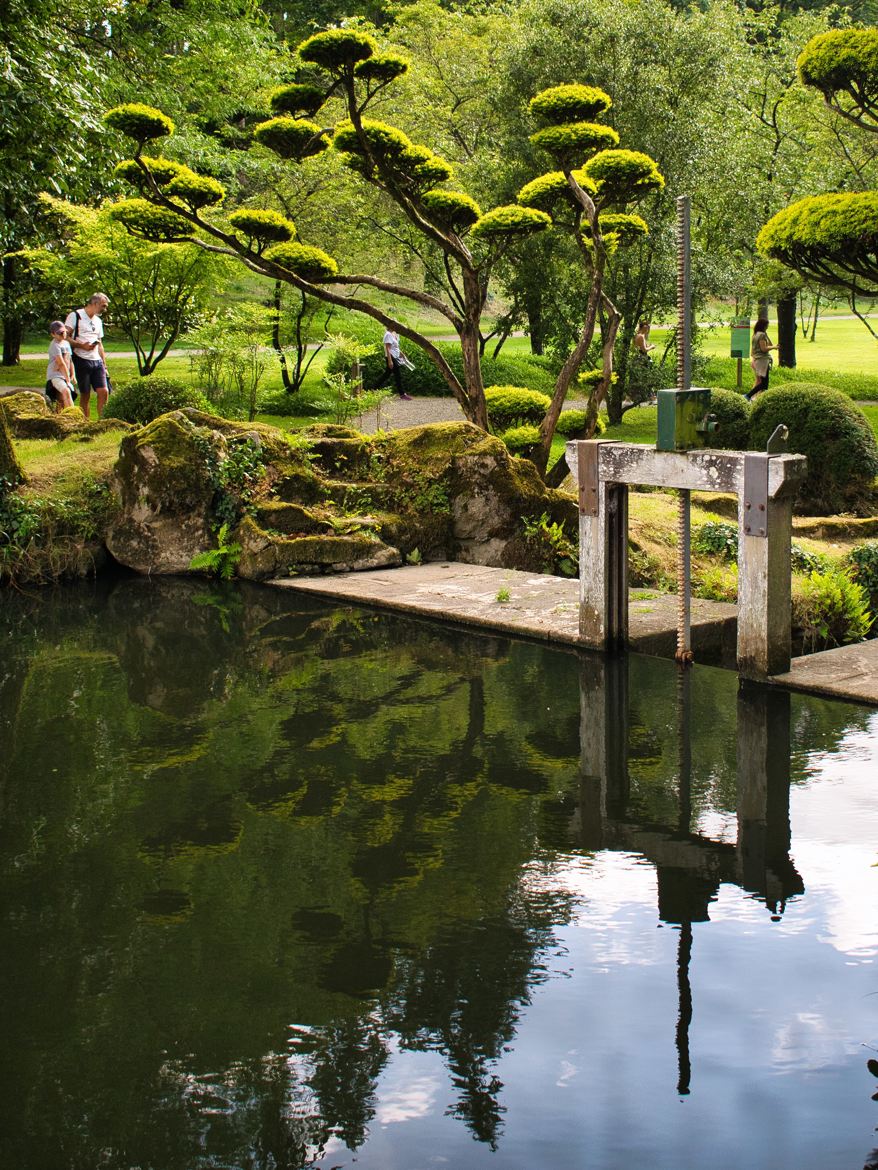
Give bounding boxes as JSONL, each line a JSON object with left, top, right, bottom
{"left": 270, "top": 562, "right": 737, "bottom": 660}
{"left": 768, "top": 639, "right": 878, "bottom": 706}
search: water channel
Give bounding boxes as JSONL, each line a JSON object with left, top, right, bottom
{"left": 1, "top": 576, "right": 877, "bottom": 1170}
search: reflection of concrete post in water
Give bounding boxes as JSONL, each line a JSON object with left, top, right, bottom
{"left": 736, "top": 681, "right": 804, "bottom": 913}
{"left": 576, "top": 654, "right": 629, "bottom": 849}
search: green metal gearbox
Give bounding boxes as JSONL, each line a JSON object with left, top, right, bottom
{"left": 656, "top": 388, "right": 718, "bottom": 452}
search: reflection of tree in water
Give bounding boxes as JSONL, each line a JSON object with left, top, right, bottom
{"left": 0, "top": 579, "right": 874, "bottom": 1169}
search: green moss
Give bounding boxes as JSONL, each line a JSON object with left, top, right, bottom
{"left": 0, "top": 402, "right": 25, "bottom": 486}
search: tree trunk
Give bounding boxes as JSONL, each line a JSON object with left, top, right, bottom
{"left": 459, "top": 324, "right": 488, "bottom": 430}
{"left": 776, "top": 295, "right": 796, "bottom": 368}
{"left": 757, "top": 297, "right": 769, "bottom": 319}
{"left": 525, "top": 287, "right": 543, "bottom": 355}
{"left": 273, "top": 280, "right": 294, "bottom": 392}
{"left": 1, "top": 254, "right": 23, "bottom": 367}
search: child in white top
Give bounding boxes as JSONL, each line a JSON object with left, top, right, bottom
{"left": 46, "top": 321, "right": 76, "bottom": 410}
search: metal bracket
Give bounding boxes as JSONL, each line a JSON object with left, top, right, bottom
{"left": 743, "top": 453, "right": 770, "bottom": 537}
{"left": 578, "top": 440, "right": 602, "bottom": 517}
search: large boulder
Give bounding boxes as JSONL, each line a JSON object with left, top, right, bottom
{"left": 1, "top": 391, "right": 131, "bottom": 440}
{"left": 107, "top": 413, "right": 578, "bottom": 579}
{"left": 0, "top": 402, "right": 25, "bottom": 486}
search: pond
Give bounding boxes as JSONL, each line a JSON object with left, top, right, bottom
{"left": 1, "top": 576, "right": 877, "bottom": 1170}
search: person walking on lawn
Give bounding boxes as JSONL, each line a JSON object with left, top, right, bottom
{"left": 66, "top": 293, "right": 110, "bottom": 419}
{"left": 373, "top": 329, "right": 412, "bottom": 399}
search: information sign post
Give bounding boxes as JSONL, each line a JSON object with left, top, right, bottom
{"left": 730, "top": 318, "right": 750, "bottom": 389}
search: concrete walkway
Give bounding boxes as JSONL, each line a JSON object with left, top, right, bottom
{"left": 272, "top": 562, "right": 878, "bottom": 706}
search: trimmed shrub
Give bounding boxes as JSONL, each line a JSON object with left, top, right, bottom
{"left": 485, "top": 385, "right": 551, "bottom": 430}
{"left": 583, "top": 149, "right": 665, "bottom": 206}
{"left": 297, "top": 29, "right": 378, "bottom": 71}
{"left": 703, "top": 387, "right": 751, "bottom": 451}
{"left": 114, "top": 156, "right": 187, "bottom": 188}
{"left": 530, "top": 122, "right": 619, "bottom": 166}
{"left": 269, "top": 83, "right": 327, "bottom": 117}
{"left": 358, "top": 342, "right": 555, "bottom": 398}
{"left": 749, "top": 383, "right": 878, "bottom": 513}
{"left": 421, "top": 189, "right": 482, "bottom": 229}
{"left": 106, "top": 198, "right": 192, "bottom": 241}
{"left": 355, "top": 54, "right": 409, "bottom": 84}
{"left": 529, "top": 84, "right": 612, "bottom": 125}
{"left": 103, "top": 376, "right": 212, "bottom": 426}
{"left": 847, "top": 541, "right": 878, "bottom": 613}
{"left": 555, "top": 410, "right": 587, "bottom": 437}
{"left": 792, "top": 568, "right": 872, "bottom": 650}
{"left": 228, "top": 209, "right": 296, "bottom": 246}
{"left": 471, "top": 205, "right": 552, "bottom": 240}
{"left": 253, "top": 117, "right": 329, "bottom": 160}
{"left": 165, "top": 170, "right": 225, "bottom": 209}
{"left": 518, "top": 168, "right": 596, "bottom": 213}
{"left": 104, "top": 103, "right": 174, "bottom": 142}
{"left": 263, "top": 241, "right": 338, "bottom": 282}
{"left": 499, "top": 424, "right": 541, "bottom": 454}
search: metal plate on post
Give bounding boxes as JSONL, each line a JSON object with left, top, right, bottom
{"left": 578, "top": 440, "right": 601, "bottom": 517}
{"left": 743, "top": 453, "right": 769, "bottom": 538}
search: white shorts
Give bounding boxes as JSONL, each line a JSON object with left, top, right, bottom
{"left": 49, "top": 376, "right": 74, "bottom": 398}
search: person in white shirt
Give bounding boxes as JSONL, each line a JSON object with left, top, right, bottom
{"left": 46, "top": 321, "right": 75, "bottom": 410}
{"left": 372, "top": 329, "right": 412, "bottom": 399}
{"left": 65, "top": 293, "right": 110, "bottom": 419}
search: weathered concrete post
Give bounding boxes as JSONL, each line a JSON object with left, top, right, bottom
{"left": 737, "top": 454, "right": 795, "bottom": 677}
{"left": 576, "top": 653, "right": 629, "bottom": 849}
{"left": 576, "top": 439, "right": 627, "bottom": 650}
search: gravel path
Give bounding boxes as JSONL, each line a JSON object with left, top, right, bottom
{"left": 353, "top": 394, "right": 593, "bottom": 434}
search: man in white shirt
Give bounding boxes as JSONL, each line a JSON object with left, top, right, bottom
{"left": 66, "top": 293, "right": 110, "bottom": 419}
{"left": 372, "top": 329, "right": 412, "bottom": 399}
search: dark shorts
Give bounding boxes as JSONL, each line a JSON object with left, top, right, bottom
{"left": 73, "top": 356, "right": 107, "bottom": 393}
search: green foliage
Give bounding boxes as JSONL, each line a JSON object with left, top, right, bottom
{"left": 401, "top": 145, "right": 454, "bottom": 185}
{"left": 485, "top": 385, "right": 551, "bottom": 430}
{"left": 584, "top": 149, "right": 665, "bottom": 207}
{"left": 695, "top": 563, "right": 738, "bottom": 603}
{"left": 355, "top": 54, "right": 409, "bottom": 84}
{"left": 470, "top": 205, "right": 552, "bottom": 240}
{"left": 421, "top": 189, "right": 482, "bottom": 229}
{"left": 499, "top": 424, "right": 541, "bottom": 454}
{"left": 114, "top": 156, "right": 187, "bottom": 188}
{"left": 847, "top": 541, "right": 878, "bottom": 612}
{"left": 517, "top": 169, "right": 597, "bottom": 213}
{"left": 703, "top": 388, "right": 751, "bottom": 451}
{"left": 797, "top": 29, "right": 878, "bottom": 130}
{"left": 269, "top": 83, "right": 327, "bottom": 117}
{"left": 360, "top": 342, "right": 554, "bottom": 398}
{"left": 297, "top": 29, "right": 378, "bottom": 71}
{"left": 103, "top": 375, "right": 212, "bottom": 426}
{"left": 0, "top": 406, "right": 25, "bottom": 487}
{"left": 165, "top": 170, "right": 225, "bottom": 210}
{"left": 104, "top": 103, "right": 174, "bottom": 142}
{"left": 189, "top": 523, "right": 242, "bottom": 580}
{"left": 555, "top": 409, "right": 589, "bottom": 437}
{"left": 106, "top": 198, "right": 192, "bottom": 242}
{"left": 749, "top": 383, "right": 878, "bottom": 513}
{"left": 530, "top": 122, "right": 620, "bottom": 165}
{"left": 253, "top": 116, "right": 330, "bottom": 160}
{"left": 790, "top": 542, "right": 826, "bottom": 574}
{"left": 496, "top": 585, "right": 511, "bottom": 602}
{"left": 693, "top": 520, "right": 738, "bottom": 560}
{"left": 577, "top": 367, "right": 618, "bottom": 387}
{"left": 522, "top": 511, "right": 578, "bottom": 576}
{"left": 324, "top": 333, "right": 377, "bottom": 378}
{"left": 263, "top": 241, "right": 339, "bottom": 282}
{"left": 757, "top": 192, "right": 878, "bottom": 298}
{"left": 792, "top": 568, "right": 872, "bottom": 651}
{"left": 314, "top": 372, "right": 391, "bottom": 426}
{"left": 228, "top": 209, "right": 297, "bottom": 247}
{"left": 188, "top": 426, "right": 269, "bottom": 527}
{"left": 334, "top": 118, "right": 412, "bottom": 163}
{"left": 529, "top": 84, "right": 612, "bottom": 125}
{"left": 587, "top": 212, "right": 649, "bottom": 246}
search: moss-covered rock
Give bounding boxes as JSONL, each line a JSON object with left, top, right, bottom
{"left": 107, "top": 412, "right": 218, "bottom": 573}
{"left": 2, "top": 392, "right": 131, "bottom": 440}
{"left": 235, "top": 515, "right": 401, "bottom": 579}
{"left": 0, "top": 402, "right": 25, "bottom": 486}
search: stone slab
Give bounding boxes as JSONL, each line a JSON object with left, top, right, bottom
{"left": 270, "top": 562, "right": 737, "bottom": 659}
{"left": 272, "top": 562, "right": 878, "bottom": 706}
{"left": 769, "top": 639, "right": 878, "bottom": 706}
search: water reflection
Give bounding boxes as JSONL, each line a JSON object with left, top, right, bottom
{"left": 0, "top": 577, "right": 876, "bottom": 1170}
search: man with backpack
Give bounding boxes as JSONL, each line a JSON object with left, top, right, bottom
{"left": 66, "top": 293, "right": 110, "bottom": 419}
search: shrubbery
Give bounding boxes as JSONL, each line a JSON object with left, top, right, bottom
{"left": 358, "top": 341, "right": 555, "bottom": 397}
{"left": 103, "top": 376, "right": 212, "bottom": 426}
{"left": 847, "top": 541, "right": 878, "bottom": 614}
{"left": 485, "top": 385, "right": 551, "bottom": 430}
{"left": 792, "top": 568, "right": 873, "bottom": 650}
{"left": 499, "top": 424, "right": 541, "bottom": 454}
{"left": 749, "top": 383, "right": 878, "bottom": 514}
{"left": 703, "top": 387, "right": 751, "bottom": 451}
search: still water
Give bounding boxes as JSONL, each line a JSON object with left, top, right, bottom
{"left": 1, "top": 576, "right": 877, "bottom": 1170}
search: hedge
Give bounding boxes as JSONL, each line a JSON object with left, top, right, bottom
{"left": 103, "top": 376, "right": 212, "bottom": 426}
{"left": 703, "top": 387, "right": 751, "bottom": 451}
{"left": 749, "top": 383, "right": 878, "bottom": 514}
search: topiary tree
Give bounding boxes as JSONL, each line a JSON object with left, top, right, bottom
{"left": 516, "top": 84, "right": 664, "bottom": 476}
{"left": 797, "top": 28, "right": 878, "bottom": 135}
{"left": 749, "top": 383, "right": 878, "bottom": 514}
{"left": 103, "top": 34, "right": 551, "bottom": 435}
{"left": 759, "top": 29, "right": 878, "bottom": 337}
